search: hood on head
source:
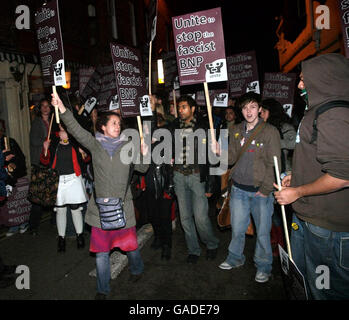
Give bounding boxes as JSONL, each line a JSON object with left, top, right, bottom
{"left": 301, "top": 53, "right": 349, "bottom": 109}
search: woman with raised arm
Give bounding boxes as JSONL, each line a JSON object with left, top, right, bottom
{"left": 51, "top": 92, "right": 149, "bottom": 300}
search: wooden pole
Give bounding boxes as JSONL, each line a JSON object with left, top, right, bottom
{"left": 172, "top": 89, "right": 178, "bottom": 118}
{"left": 78, "top": 105, "right": 85, "bottom": 115}
{"left": 148, "top": 41, "right": 152, "bottom": 96}
{"left": 4, "top": 136, "right": 9, "bottom": 151}
{"left": 137, "top": 116, "right": 143, "bottom": 144}
{"left": 273, "top": 156, "right": 293, "bottom": 261}
{"left": 52, "top": 85, "right": 60, "bottom": 123}
{"left": 45, "top": 113, "right": 54, "bottom": 157}
{"left": 203, "top": 82, "right": 215, "bottom": 143}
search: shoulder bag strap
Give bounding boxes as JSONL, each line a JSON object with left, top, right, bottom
{"left": 228, "top": 121, "right": 266, "bottom": 184}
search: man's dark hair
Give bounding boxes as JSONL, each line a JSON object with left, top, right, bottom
{"left": 238, "top": 92, "right": 261, "bottom": 109}
{"left": 177, "top": 95, "right": 196, "bottom": 108}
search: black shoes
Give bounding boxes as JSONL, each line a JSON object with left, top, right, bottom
{"left": 77, "top": 233, "right": 85, "bottom": 249}
{"left": 57, "top": 236, "right": 66, "bottom": 253}
{"left": 95, "top": 292, "right": 107, "bottom": 300}
{"left": 161, "top": 245, "right": 171, "bottom": 260}
{"left": 206, "top": 248, "right": 218, "bottom": 260}
{"left": 186, "top": 254, "right": 199, "bottom": 264}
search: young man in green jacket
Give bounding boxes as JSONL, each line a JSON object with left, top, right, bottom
{"left": 219, "top": 92, "right": 281, "bottom": 283}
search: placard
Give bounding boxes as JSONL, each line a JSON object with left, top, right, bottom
{"left": 172, "top": 7, "right": 228, "bottom": 86}
{"left": 34, "top": 0, "right": 66, "bottom": 87}
{"left": 110, "top": 43, "right": 149, "bottom": 118}
{"left": 262, "top": 72, "right": 296, "bottom": 118}
{"left": 227, "top": 50, "right": 260, "bottom": 97}
{"left": 80, "top": 65, "right": 118, "bottom": 113}
{"left": 0, "top": 178, "right": 32, "bottom": 227}
{"left": 79, "top": 67, "right": 95, "bottom": 95}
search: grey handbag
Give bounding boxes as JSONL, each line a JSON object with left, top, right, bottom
{"left": 95, "top": 164, "right": 134, "bottom": 231}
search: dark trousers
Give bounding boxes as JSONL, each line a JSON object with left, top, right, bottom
{"left": 28, "top": 203, "right": 43, "bottom": 231}
{"left": 144, "top": 190, "right": 173, "bottom": 248}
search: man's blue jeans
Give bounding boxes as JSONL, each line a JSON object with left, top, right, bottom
{"left": 173, "top": 171, "right": 219, "bottom": 256}
{"left": 96, "top": 248, "right": 144, "bottom": 295}
{"left": 291, "top": 214, "right": 349, "bottom": 300}
{"left": 225, "top": 185, "right": 274, "bottom": 274}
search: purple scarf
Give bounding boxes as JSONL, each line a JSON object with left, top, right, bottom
{"left": 95, "top": 132, "right": 125, "bottom": 157}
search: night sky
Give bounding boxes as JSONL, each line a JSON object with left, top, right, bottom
{"left": 168, "top": 0, "right": 284, "bottom": 76}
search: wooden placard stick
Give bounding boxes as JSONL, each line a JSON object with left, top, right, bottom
{"left": 4, "top": 136, "right": 9, "bottom": 151}
{"left": 148, "top": 40, "right": 152, "bottom": 96}
{"left": 78, "top": 105, "right": 85, "bottom": 115}
{"left": 45, "top": 113, "right": 54, "bottom": 157}
{"left": 273, "top": 156, "right": 293, "bottom": 261}
{"left": 203, "top": 82, "right": 216, "bottom": 143}
{"left": 52, "top": 85, "right": 60, "bottom": 123}
{"left": 137, "top": 116, "right": 144, "bottom": 146}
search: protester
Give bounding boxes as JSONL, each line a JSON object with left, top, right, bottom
{"left": 28, "top": 98, "right": 56, "bottom": 235}
{"left": 260, "top": 98, "right": 296, "bottom": 172}
{"left": 169, "top": 95, "right": 219, "bottom": 264}
{"left": 219, "top": 92, "right": 281, "bottom": 283}
{"left": 0, "top": 124, "right": 28, "bottom": 236}
{"left": 274, "top": 53, "right": 349, "bottom": 299}
{"left": 40, "top": 123, "right": 89, "bottom": 252}
{"left": 143, "top": 101, "right": 175, "bottom": 260}
{"left": 0, "top": 151, "right": 16, "bottom": 289}
{"left": 51, "top": 92, "right": 149, "bottom": 300}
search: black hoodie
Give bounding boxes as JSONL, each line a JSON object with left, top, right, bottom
{"left": 291, "top": 53, "right": 349, "bottom": 231}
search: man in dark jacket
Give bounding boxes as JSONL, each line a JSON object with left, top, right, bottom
{"left": 169, "top": 95, "right": 219, "bottom": 264}
{"left": 274, "top": 53, "right": 349, "bottom": 299}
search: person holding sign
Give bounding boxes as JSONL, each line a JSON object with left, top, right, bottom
{"left": 51, "top": 92, "right": 149, "bottom": 300}
{"left": 28, "top": 98, "right": 57, "bottom": 235}
{"left": 170, "top": 95, "right": 219, "bottom": 264}
{"left": 0, "top": 125, "right": 28, "bottom": 236}
{"left": 274, "top": 54, "right": 349, "bottom": 299}
{"left": 219, "top": 92, "right": 281, "bottom": 283}
{"left": 40, "top": 123, "right": 89, "bottom": 252}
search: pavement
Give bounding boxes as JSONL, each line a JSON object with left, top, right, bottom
{"left": 0, "top": 206, "right": 288, "bottom": 302}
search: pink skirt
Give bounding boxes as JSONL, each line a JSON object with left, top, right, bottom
{"left": 89, "top": 226, "right": 138, "bottom": 253}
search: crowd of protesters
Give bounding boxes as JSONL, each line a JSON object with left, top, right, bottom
{"left": 0, "top": 53, "right": 348, "bottom": 300}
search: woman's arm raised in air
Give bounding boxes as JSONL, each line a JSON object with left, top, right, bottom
{"left": 51, "top": 92, "right": 96, "bottom": 151}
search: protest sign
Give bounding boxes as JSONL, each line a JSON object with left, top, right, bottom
{"left": 0, "top": 178, "right": 32, "bottom": 227}
{"left": 34, "top": 0, "right": 65, "bottom": 122}
{"left": 79, "top": 67, "right": 95, "bottom": 96}
{"left": 80, "top": 65, "right": 118, "bottom": 113}
{"left": 110, "top": 42, "right": 150, "bottom": 119}
{"left": 279, "top": 245, "right": 308, "bottom": 300}
{"left": 196, "top": 88, "right": 229, "bottom": 107}
{"left": 147, "top": 0, "right": 158, "bottom": 42}
{"left": 262, "top": 73, "right": 296, "bottom": 118}
{"left": 227, "top": 50, "right": 260, "bottom": 97}
{"left": 172, "top": 7, "right": 228, "bottom": 86}
{"left": 162, "top": 51, "right": 179, "bottom": 89}
{"left": 338, "top": 0, "right": 349, "bottom": 58}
